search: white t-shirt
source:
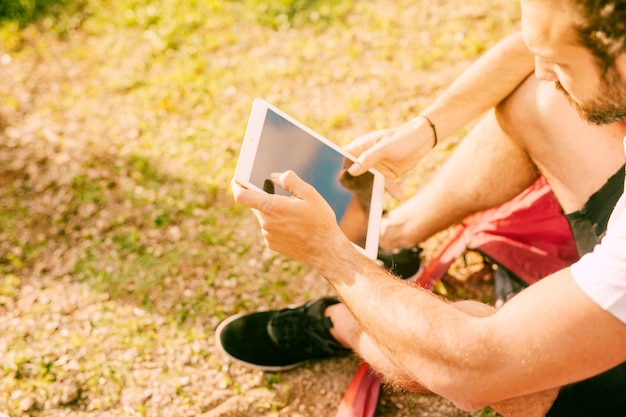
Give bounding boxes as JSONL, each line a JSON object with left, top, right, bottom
{"left": 571, "top": 137, "right": 626, "bottom": 324}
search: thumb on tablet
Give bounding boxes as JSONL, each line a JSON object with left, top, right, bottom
{"left": 347, "top": 158, "right": 368, "bottom": 177}
{"left": 347, "top": 147, "right": 383, "bottom": 177}
{"left": 271, "top": 170, "right": 318, "bottom": 201}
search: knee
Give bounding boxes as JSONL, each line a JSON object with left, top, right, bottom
{"left": 494, "top": 75, "right": 544, "bottom": 145}
{"left": 493, "top": 75, "right": 571, "bottom": 153}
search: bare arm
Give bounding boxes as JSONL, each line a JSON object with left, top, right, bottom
{"left": 347, "top": 32, "right": 538, "bottom": 250}
{"left": 346, "top": 32, "right": 535, "bottom": 179}
{"left": 324, "top": 247, "right": 626, "bottom": 410}
{"left": 233, "top": 172, "right": 626, "bottom": 411}
{"left": 422, "top": 31, "right": 534, "bottom": 139}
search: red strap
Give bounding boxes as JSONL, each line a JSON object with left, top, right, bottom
{"left": 336, "top": 362, "right": 381, "bottom": 417}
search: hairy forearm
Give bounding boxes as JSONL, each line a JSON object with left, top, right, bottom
{"left": 318, "top": 239, "right": 626, "bottom": 410}
{"left": 317, "top": 241, "right": 494, "bottom": 407}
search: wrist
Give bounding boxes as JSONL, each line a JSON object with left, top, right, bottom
{"left": 315, "top": 235, "right": 365, "bottom": 279}
{"left": 418, "top": 114, "right": 438, "bottom": 148}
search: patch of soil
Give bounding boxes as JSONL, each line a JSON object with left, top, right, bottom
{"left": 0, "top": 0, "right": 520, "bottom": 415}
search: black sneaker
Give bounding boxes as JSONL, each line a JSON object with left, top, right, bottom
{"left": 377, "top": 246, "right": 423, "bottom": 280}
{"left": 215, "top": 297, "right": 350, "bottom": 371}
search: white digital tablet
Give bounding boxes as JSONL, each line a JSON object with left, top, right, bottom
{"left": 234, "top": 98, "right": 385, "bottom": 259}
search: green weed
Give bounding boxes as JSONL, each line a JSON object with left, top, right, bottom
{"left": 0, "top": 0, "right": 71, "bottom": 27}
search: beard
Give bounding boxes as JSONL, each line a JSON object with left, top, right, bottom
{"left": 555, "top": 66, "right": 626, "bottom": 125}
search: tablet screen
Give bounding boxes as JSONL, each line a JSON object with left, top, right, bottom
{"left": 249, "top": 108, "right": 376, "bottom": 250}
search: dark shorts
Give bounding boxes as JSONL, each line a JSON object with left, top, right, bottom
{"left": 547, "top": 164, "right": 626, "bottom": 417}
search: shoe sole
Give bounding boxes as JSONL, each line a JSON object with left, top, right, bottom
{"left": 214, "top": 313, "right": 307, "bottom": 372}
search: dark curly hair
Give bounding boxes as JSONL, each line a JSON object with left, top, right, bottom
{"left": 572, "top": 0, "right": 626, "bottom": 71}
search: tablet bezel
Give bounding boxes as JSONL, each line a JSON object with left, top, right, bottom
{"left": 234, "top": 98, "right": 385, "bottom": 259}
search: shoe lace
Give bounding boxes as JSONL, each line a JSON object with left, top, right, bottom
{"left": 269, "top": 308, "right": 340, "bottom": 356}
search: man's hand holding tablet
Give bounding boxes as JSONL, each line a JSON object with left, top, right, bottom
{"left": 233, "top": 99, "right": 385, "bottom": 259}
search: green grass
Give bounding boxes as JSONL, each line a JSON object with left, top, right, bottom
{"left": 0, "top": 0, "right": 520, "bottom": 414}
{"left": 0, "top": 0, "right": 75, "bottom": 27}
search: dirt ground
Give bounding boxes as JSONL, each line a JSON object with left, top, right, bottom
{"left": 0, "top": 1, "right": 520, "bottom": 415}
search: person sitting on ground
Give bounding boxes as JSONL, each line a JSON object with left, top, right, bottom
{"left": 219, "top": 0, "right": 626, "bottom": 415}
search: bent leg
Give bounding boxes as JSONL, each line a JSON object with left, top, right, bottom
{"left": 381, "top": 75, "right": 625, "bottom": 251}
{"left": 380, "top": 108, "right": 539, "bottom": 250}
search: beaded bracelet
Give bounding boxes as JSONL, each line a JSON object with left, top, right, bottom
{"left": 419, "top": 114, "right": 438, "bottom": 148}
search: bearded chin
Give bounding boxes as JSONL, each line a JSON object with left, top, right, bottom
{"left": 554, "top": 80, "right": 626, "bottom": 125}
{"left": 554, "top": 81, "right": 602, "bottom": 124}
